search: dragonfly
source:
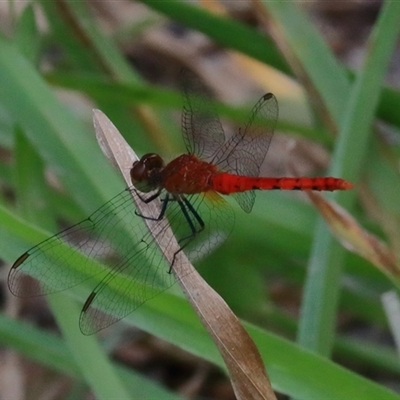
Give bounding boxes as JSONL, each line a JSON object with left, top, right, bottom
{"left": 8, "top": 70, "right": 353, "bottom": 335}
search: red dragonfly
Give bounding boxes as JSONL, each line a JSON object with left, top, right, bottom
{"left": 8, "top": 71, "right": 352, "bottom": 334}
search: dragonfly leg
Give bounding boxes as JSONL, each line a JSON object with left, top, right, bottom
{"left": 133, "top": 188, "right": 162, "bottom": 204}
{"left": 182, "top": 196, "right": 205, "bottom": 233}
{"left": 135, "top": 194, "right": 171, "bottom": 221}
{"left": 170, "top": 196, "right": 205, "bottom": 272}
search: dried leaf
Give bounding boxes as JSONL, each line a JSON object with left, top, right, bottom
{"left": 308, "top": 190, "right": 400, "bottom": 281}
{"left": 93, "top": 109, "right": 276, "bottom": 400}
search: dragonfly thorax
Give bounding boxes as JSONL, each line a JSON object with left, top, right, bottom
{"left": 161, "top": 154, "right": 217, "bottom": 195}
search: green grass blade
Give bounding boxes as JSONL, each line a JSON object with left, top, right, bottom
{"left": 1, "top": 204, "right": 399, "bottom": 400}
{"left": 0, "top": 37, "right": 122, "bottom": 212}
{"left": 0, "top": 314, "right": 184, "bottom": 400}
{"left": 263, "top": 1, "right": 351, "bottom": 124}
{"left": 297, "top": 0, "right": 400, "bottom": 356}
{"left": 49, "top": 294, "right": 131, "bottom": 400}
{"left": 13, "top": 118, "right": 131, "bottom": 399}
{"left": 138, "top": 0, "right": 290, "bottom": 74}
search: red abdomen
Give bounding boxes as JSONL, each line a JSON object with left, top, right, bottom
{"left": 212, "top": 173, "right": 353, "bottom": 194}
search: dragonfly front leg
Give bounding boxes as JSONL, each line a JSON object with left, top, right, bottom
{"left": 133, "top": 187, "right": 161, "bottom": 204}
{"left": 134, "top": 192, "right": 171, "bottom": 221}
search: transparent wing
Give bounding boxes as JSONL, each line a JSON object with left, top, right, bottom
{"left": 181, "top": 69, "right": 226, "bottom": 159}
{"left": 78, "top": 219, "right": 174, "bottom": 335}
{"left": 8, "top": 189, "right": 144, "bottom": 297}
{"left": 9, "top": 188, "right": 234, "bottom": 334}
{"left": 213, "top": 93, "right": 278, "bottom": 212}
{"left": 180, "top": 70, "right": 278, "bottom": 213}
{"left": 79, "top": 192, "right": 234, "bottom": 335}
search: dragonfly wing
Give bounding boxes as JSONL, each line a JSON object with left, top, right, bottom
{"left": 180, "top": 193, "right": 235, "bottom": 263}
{"left": 214, "top": 93, "right": 278, "bottom": 212}
{"left": 8, "top": 189, "right": 151, "bottom": 297}
{"left": 79, "top": 227, "right": 175, "bottom": 335}
{"left": 8, "top": 217, "right": 106, "bottom": 298}
{"left": 231, "top": 191, "right": 256, "bottom": 214}
{"left": 181, "top": 69, "right": 225, "bottom": 159}
{"left": 216, "top": 93, "right": 278, "bottom": 176}
{"left": 79, "top": 192, "right": 234, "bottom": 334}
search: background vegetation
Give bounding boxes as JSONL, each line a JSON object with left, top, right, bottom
{"left": 0, "top": 1, "right": 400, "bottom": 399}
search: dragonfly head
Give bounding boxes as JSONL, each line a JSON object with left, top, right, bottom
{"left": 130, "top": 153, "right": 164, "bottom": 192}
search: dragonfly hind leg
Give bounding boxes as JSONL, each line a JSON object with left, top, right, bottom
{"left": 170, "top": 196, "right": 205, "bottom": 272}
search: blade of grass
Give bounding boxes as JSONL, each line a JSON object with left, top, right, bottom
{"left": 137, "top": 0, "right": 290, "bottom": 74}
{"left": 49, "top": 294, "right": 131, "bottom": 400}
{"left": 39, "top": 1, "right": 104, "bottom": 73}
{"left": 12, "top": 88, "right": 131, "bottom": 400}
{"left": 265, "top": 304, "right": 400, "bottom": 376}
{"left": 258, "top": 0, "right": 350, "bottom": 126}
{"left": 134, "top": 0, "right": 400, "bottom": 133}
{"left": 46, "top": 71, "right": 338, "bottom": 146}
{"left": 0, "top": 314, "right": 184, "bottom": 400}
{"left": 1, "top": 204, "right": 399, "bottom": 400}
{"left": 14, "top": 128, "right": 57, "bottom": 231}
{"left": 7, "top": 21, "right": 146, "bottom": 397}
{"left": 63, "top": 0, "right": 141, "bottom": 81}
{"left": 44, "top": 0, "right": 175, "bottom": 155}
{"left": 0, "top": 37, "right": 122, "bottom": 212}
{"left": 14, "top": 3, "right": 41, "bottom": 63}
{"left": 297, "top": 0, "right": 400, "bottom": 356}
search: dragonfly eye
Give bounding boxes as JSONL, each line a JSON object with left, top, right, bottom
{"left": 130, "top": 153, "right": 164, "bottom": 191}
